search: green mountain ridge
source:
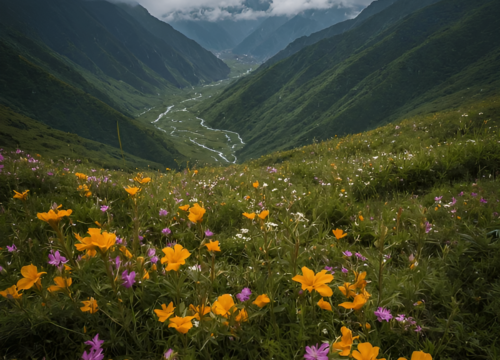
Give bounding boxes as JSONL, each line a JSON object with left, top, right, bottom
{"left": 198, "top": 0, "right": 500, "bottom": 162}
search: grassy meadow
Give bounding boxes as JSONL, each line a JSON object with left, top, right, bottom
{"left": 1, "top": 96, "right": 500, "bottom": 359}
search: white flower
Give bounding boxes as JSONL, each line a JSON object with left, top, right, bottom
{"left": 263, "top": 183, "right": 268, "bottom": 187}
{"left": 272, "top": 188, "right": 278, "bottom": 192}
{"left": 241, "top": 228, "right": 249, "bottom": 234}
{"left": 236, "top": 234, "right": 243, "bottom": 238}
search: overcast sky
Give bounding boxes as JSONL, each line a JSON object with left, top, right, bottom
{"left": 109, "top": 0, "right": 373, "bottom": 21}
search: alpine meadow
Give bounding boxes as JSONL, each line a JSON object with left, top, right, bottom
{"left": 1, "top": 0, "right": 500, "bottom": 360}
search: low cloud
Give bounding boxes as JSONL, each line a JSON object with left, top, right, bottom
{"left": 109, "top": 0, "right": 373, "bottom": 21}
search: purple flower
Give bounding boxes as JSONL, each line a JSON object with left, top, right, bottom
{"left": 7, "top": 244, "right": 18, "bottom": 253}
{"left": 47, "top": 172, "right": 54, "bottom": 176}
{"left": 138, "top": 235, "right": 144, "bottom": 241}
{"left": 395, "top": 314, "right": 406, "bottom": 322}
{"left": 166, "top": 242, "right": 176, "bottom": 248}
{"left": 121, "top": 270, "right": 136, "bottom": 288}
{"left": 85, "top": 334, "right": 104, "bottom": 352}
{"left": 341, "top": 266, "right": 348, "bottom": 274}
{"left": 480, "top": 197, "right": 488, "bottom": 204}
{"left": 450, "top": 197, "right": 457, "bottom": 206}
{"left": 415, "top": 325, "right": 423, "bottom": 333}
{"left": 164, "top": 349, "right": 177, "bottom": 360}
{"left": 204, "top": 229, "right": 214, "bottom": 237}
{"left": 116, "top": 237, "right": 123, "bottom": 245}
{"left": 236, "top": 287, "right": 252, "bottom": 302}
{"left": 150, "top": 256, "right": 159, "bottom": 263}
{"left": 342, "top": 250, "right": 352, "bottom": 257}
{"left": 324, "top": 266, "right": 334, "bottom": 273}
{"left": 434, "top": 196, "right": 442, "bottom": 202}
{"left": 374, "top": 307, "right": 393, "bottom": 322}
{"left": 162, "top": 228, "right": 171, "bottom": 235}
{"left": 100, "top": 205, "right": 109, "bottom": 212}
{"left": 115, "top": 256, "right": 121, "bottom": 268}
{"left": 458, "top": 191, "right": 464, "bottom": 196}
{"left": 147, "top": 248, "right": 156, "bottom": 257}
{"left": 82, "top": 348, "right": 104, "bottom": 360}
{"left": 424, "top": 221, "right": 432, "bottom": 234}
{"left": 159, "top": 209, "right": 168, "bottom": 217}
{"left": 48, "top": 251, "right": 68, "bottom": 266}
{"left": 471, "top": 192, "right": 478, "bottom": 197}
{"left": 355, "top": 252, "right": 367, "bottom": 261}
{"left": 304, "top": 343, "right": 329, "bottom": 360}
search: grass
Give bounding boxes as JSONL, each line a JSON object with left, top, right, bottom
{"left": 1, "top": 95, "right": 500, "bottom": 359}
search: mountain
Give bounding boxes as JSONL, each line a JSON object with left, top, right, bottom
{"left": 233, "top": 6, "right": 361, "bottom": 60}
{"left": 198, "top": 0, "right": 500, "bottom": 161}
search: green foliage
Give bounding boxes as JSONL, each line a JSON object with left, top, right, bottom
{"left": 1, "top": 96, "right": 500, "bottom": 359}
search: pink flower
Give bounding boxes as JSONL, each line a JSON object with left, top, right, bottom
{"left": 121, "top": 270, "right": 136, "bottom": 288}
{"left": 236, "top": 287, "right": 252, "bottom": 302}
{"left": 162, "top": 228, "right": 171, "bottom": 235}
{"left": 374, "top": 307, "right": 393, "bottom": 322}
{"left": 341, "top": 267, "right": 348, "bottom": 274}
{"left": 100, "top": 205, "right": 109, "bottom": 212}
{"left": 304, "top": 343, "right": 329, "bottom": 360}
{"left": 342, "top": 250, "right": 352, "bottom": 257}
{"left": 480, "top": 198, "right": 488, "bottom": 204}
{"left": 395, "top": 314, "right": 406, "bottom": 322}
{"left": 424, "top": 221, "right": 432, "bottom": 233}
{"left": 159, "top": 209, "right": 168, "bottom": 216}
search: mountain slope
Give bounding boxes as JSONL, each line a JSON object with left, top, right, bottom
{"left": 198, "top": 0, "right": 500, "bottom": 161}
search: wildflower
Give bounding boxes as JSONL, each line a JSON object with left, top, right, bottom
{"left": 75, "top": 173, "right": 88, "bottom": 180}
{"left": 100, "top": 205, "right": 109, "bottom": 212}
{"left": 236, "top": 287, "right": 252, "bottom": 302}
{"left": 47, "top": 276, "right": 72, "bottom": 292}
{"left": 205, "top": 240, "right": 221, "bottom": 252}
{"left": 317, "top": 298, "right": 332, "bottom": 311}
{"left": 253, "top": 181, "right": 259, "bottom": 188}
{"left": 37, "top": 206, "right": 73, "bottom": 230}
{"left": 434, "top": 196, "right": 442, "bottom": 202}
{"left": 134, "top": 175, "right": 151, "bottom": 184}
{"left": 162, "top": 228, "right": 172, "bottom": 235}
{"left": 342, "top": 250, "right": 352, "bottom": 257}
{"left": 212, "top": 294, "right": 236, "bottom": 317}
{"left": 424, "top": 222, "right": 432, "bottom": 234}
{"left": 339, "top": 294, "right": 367, "bottom": 310}
{"left": 292, "top": 266, "right": 334, "bottom": 297}
{"left": 189, "top": 304, "right": 211, "bottom": 320}
{"left": 13, "top": 190, "right": 29, "bottom": 201}
{"left": 85, "top": 334, "right": 104, "bottom": 352}
{"left": 159, "top": 209, "right": 168, "bottom": 216}
{"left": 333, "top": 229, "right": 348, "bottom": 239}
{"left": 480, "top": 197, "right": 488, "bottom": 204}
{"left": 258, "top": 210, "right": 269, "bottom": 220}
{"left": 161, "top": 244, "right": 191, "bottom": 271}
{"left": 243, "top": 212, "right": 256, "bottom": 220}
{"left": 188, "top": 203, "right": 206, "bottom": 223}
{"left": 471, "top": 192, "right": 477, "bottom": 197}
{"left": 179, "top": 204, "right": 190, "bottom": 211}
{"left": 155, "top": 302, "right": 175, "bottom": 322}
{"left": 304, "top": 343, "right": 329, "bottom": 360}
{"left": 324, "top": 266, "right": 334, "bottom": 273}
{"left": 82, "top": 333, "right": 104, "bottom": 360}
{"left": 235, "top": 308, "right": 249, "bottom": 322}
{"left": 168, "top": 316, "right": 195, "bottom": 334}
{"left": 414, "top": 325, "right": 423, "bottom": 333}
{"left": 0, "top": 285, "right": 22, "bottom": 299}
{"left": 164, "top": 349, "right": 178, "bottom": 360}
{"left": 359, "top": 215, "right": 364, "bottom": 221}
{"left": 80, "top": 297, "right": 98, "bottom": 314}
{"left": 396, "top": 314, "right": 406, "bottom": 322}
{"left": 7, "top": 244, "right": 18, "bottom": 252}
{"left": 124, "top": 186, "right": 140, "bottom": 197}
{"left": 374, "top": 307, "right": 393, "bottom": 322}
{"left": 332, "top": 326, "right": 359, "bottom": 356}
{"left": 341, "top": 267, "right": 348, "bottom": 274}
{"left": 253, "top": 294, "right": 271, "bottom": 308}
{"left": 121, "top": 270, "right": 136, "bottom": 288}
{"left": 352, "top": 342, "right": 385, "bottom": 360}
{"left": 338, "top": 282, "right": 356, "bottom": 298}
{"left": 90, "top": 229, "right": 116, "bottom": 253}
{"left": 398, "top": 351, "right": 432, "bottom": 360}
{"left": 205, "top": 229, "right": 214, "bottom": 237}
{"left": 17, "top": 264, "right": 46, "bottom": 290}
{"left": 353, "top": 271, "right": 367, "bottom": 289}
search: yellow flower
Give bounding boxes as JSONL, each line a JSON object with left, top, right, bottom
{"left": 353, "top": 271, "right": 367, "bottom": 289}
{"left": 317, "top": 298, "right": 332, "bottom": 311}
{"left": 212, "top": 294, "right": 236, "bottom": 318}
{"left": 120, "top": 246, "right": 133, "bottom": 259}
{"left": 332, "top": 326, "right": 359, "bottom": 356}
{"left": 338, "top": 282, "right": 357, "bottom": 298}
{"left": 80, "top": 297, "right": 98, "bottom": 314}
{"left": 188, "top": 203, "right": 206, "bottom": 223}
{"left": 47, "top": 277, "right": 72, "bottom": 292}
{"left": 161, "top": 244, "right": 191, "bottom": 271}
{"left": 17, "top": 264, "right": 46, "bottom": 290}
{"left": 332, "top": 229, "right": 348, "bottom": 240}
{"left": 398, "top": 351, "right": 432, "bottom": 360}
{"left": 252, "top": 294, "right": 271, "bottom": 308}
{"left": 339, "top": 294, "right": 367, "bottom": 310}
{"left": 179, "top": 204, "right": 190, "bottom": 211}
{"left": 0, "top": 285, "right": 22, "bottom": 299}
{"left": 88, "top": 228, "right": 116, "bottom": 253}
{"left": 13, "top": 190, "right": 29, "bottom": 201}
{"left": 168, "top": 316, "right": 195, "bottom": 334}
{"left": 154, "top": 302, "right": 175, "bottom": 322}
{"left": 74, "top": 229, "right": 99, "bottom": 257}
{"left": 75, "top": 173, "right": 88, "bottom": 180}
{"left": 134, "top": 175, "right": 151, "bottom": 184}
{"left": 292, "top": 266, "right": 334, "bottom": 297}
{"left": 352, "top": 342, "right": 386, "bottom": 360}
{"left": 142, "top": 269, "right": 150, "bottom": 280}
{"left": 258, "top": 210, "right": 269, "bottom": 220}
{"left": 253, "top": 181, "right": 259, "bottom": 188}
{"left": 124, "top": 186, "right": 140, "bottom": 197}
{"left": 189, "top": 304, "right": 211, "bottom": 320}
{"left": 205, "top": 240, "right": 221, "bottom": 252}
{"left": 235, "top": 309, "right": 248, "bottom": 322}
{"left": 37, "top": 207, "right": 73, "bottom": 229}
{"left": 243, "top": 212, "right": 256, "bottom": 220}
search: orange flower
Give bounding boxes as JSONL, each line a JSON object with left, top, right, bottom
{"left": 124, "top": 186, "right": 140, "bottom": 197}
{"left": 168, "top": 316, "right": 195, "bottom": 334}
{"left": 189, "top": 304, "right": 211, "bottom": 320}
{"left": 353, "top": 271, "right": 367, "bottom": 289}
{"left": 243, "top": 212, "right": 256, "bottom": 220}
{"left": 179, "top": 204, "right": 190, "bottom": 211}
{"left": 339, "top": 294, "right": 367, "bottom": 310}
{"left": 235, "top": 309, "right": 248, "bottom": 322}
{"left": 317, "top": 298, "right": 332, "bottom": 311}
{"left": 258, "top": 210, "right": 269, "bottom": 220}
{"left": 89, "top": 228, "right": 116, "bottom": 253}
{"left": 205, "top": 240, "right": 221, "bottom": 252}
{"left": 188, "top": 203, "right": 206, "bottom": 223}
{"left": 74, "top": 228, "right": 99, "bottom": 257}
{"left": 253, "top": 181, "right": 259, "bottom": 188}
{"left": 37, "top": 207, "right": 72, "bottom": 229}
{"left": 292, "top": 266, "right": 334, "bottom": 297}
{"left": 332, "top": 229, "right": 348, "bottom": 240}
{"left": 398, "top": 351, "right": 432, "bottom": 360}
{"left": 120, "top": 246, "right": 133, "bottom": 259}
{"left": 0, "top": 285, "right": 22, "bottom": 299}
{"left": 352, "top": 342, "right": 386, "bottom": 360}
{"left": 359, "top": 215, "right": 364, "bottom": 222}
{"left": 252, "top": 294, "right": 271, "bottom": 308}
{"left": 154, "top": 302, "right": 175, "bottom": 322}
{"left": 75, "top": 173, "right": 88, "bottom": 180}
{"left": 332, "top": 326, "right": 359, "bottom": 356}
{"left": 161, "top": 244, "right": 191, "bottom": 271}
{"left": 212, "top": 294, "right": 236, "bottom": 318}
{"left": 338, "top": 282, "right": 356, "bottom": 298}
{"left": 134, "top": 175, "right": 151, "bottom": 184}
{"left": 81, "top": 297, "right": 98, "bottom": 314}
{"left": 13, "top": 190, "right": 29, "bottom": 201}
{"left": 17, "top": 264, "right": 46, "bottom": 290}
{"left": 47, "top": 277, "right": 72, "bottom": 293}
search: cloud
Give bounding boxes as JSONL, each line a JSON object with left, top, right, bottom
{"left": 109, "top": 0, "right": 373, "bottom": 21}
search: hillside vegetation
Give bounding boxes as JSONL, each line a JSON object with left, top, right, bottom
{"left": 199, "top": 0, "right": 500, "bottom": 162}
{"left": 1, "top": 95, "right": 500, "bottom": 359}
